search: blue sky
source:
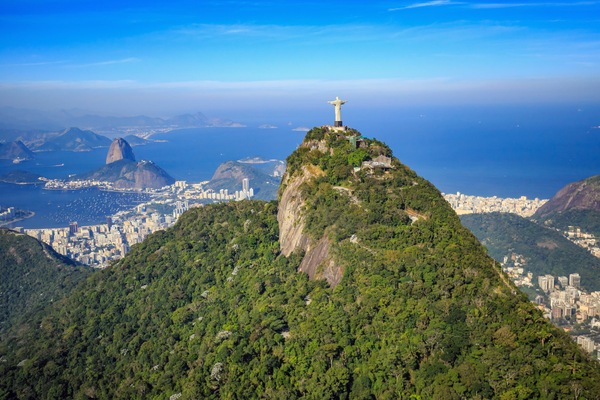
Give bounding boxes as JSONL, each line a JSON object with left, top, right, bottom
{"left": 1, "top": 0, "right": 600, "bottom": 115}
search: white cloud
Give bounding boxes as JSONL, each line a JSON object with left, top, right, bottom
{"left": 390, "top": 1, "right": 465, "bottom": 11}
{"left": 471, "top": 2, "right": 598, "bottom": 8}
{"left": 1, "top": 60, "right": 69, "bottom": 67}
{"left": 389, "top": 1, "right": 599, "bottom": 10}
{"left": 68, "top": 58, "right": 140, "bottom": 68}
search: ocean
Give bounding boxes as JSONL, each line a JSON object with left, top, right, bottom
{"left": 1, "top": 103, "right": 599, "bottom": 229}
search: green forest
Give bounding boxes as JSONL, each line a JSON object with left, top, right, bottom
{"left": 460, "top": 212, "right": 600, "bottom": 292}
{"left": 0, "top": 228, "right": 90, "bottom": 340}
{"left": 535, "top": 208, "right": 600, "bottom": 239}
{"left": 2, "top": 129, "right": 600, "bottom": 399}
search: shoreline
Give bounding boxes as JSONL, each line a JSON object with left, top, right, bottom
{"left": 0, "top": 180, "right": 45, "bottom": 185}
{"left": 237, "top": 159, "right": 280, "bottom": 164}
{"left": 0, "top": 211, "right": 35, "bottom": 227}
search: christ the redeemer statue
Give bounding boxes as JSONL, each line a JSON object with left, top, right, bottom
{"left": 328, "top": 97, "right": 347, "bottom": 127}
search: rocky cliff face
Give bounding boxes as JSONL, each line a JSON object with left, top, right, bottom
{"left": 277, "top": 138, "right": 344, "bottom": 287}
{"left": 106, "top": 137, "right": 136, "bottom": 164}
{"left": 534, "top": 175, "right": 600, "bottom": 217}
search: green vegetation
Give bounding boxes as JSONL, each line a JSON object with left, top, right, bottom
{"left": 536, "top": 208, "right": 600, "bottom": 238}
{"left": 0, "top": 169, "right": 44, "bottom": 184}
{"left": 0, "top": 228, "right": 90, "bottom": 339}
{"left": 207, "top": 160, "right": 279, "bottom": 201}
{"left": 461, "top": 212, "right": 600, "bottom": 292}
{"left": 2, "top": 128, "right": 600, "bottom": 399}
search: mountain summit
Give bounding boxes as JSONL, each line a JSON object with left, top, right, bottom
{"left": 2, "top": 127, "right": 600, "bottom": 399}
{"left": 533, "top": 174, "right": 600, "bottom": 237}
{"left": 106, "top": 137, "right": 136, "bottom": 164}
{"left": 68, "top": 137, "right": 174, "bottom": 189}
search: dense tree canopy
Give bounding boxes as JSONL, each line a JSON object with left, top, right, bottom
{"left": 461, "top": 212, "right": 600, "bottom": 292}
{"left": 1, "top": 129, "right": 600, "bottom": 399}
{"left": 0, "top": 228, "right": 90, "bottom": 340}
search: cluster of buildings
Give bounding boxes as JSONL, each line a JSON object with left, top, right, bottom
{"left": 43, "top": 177, "right": 257, "bottom": 203}
{"left": 501, "top": 253, "right": 533, "bottom": 287}
{"left": 443, "top": 192, "right": 548, "bottom": 217}
{"left": 169, "top": 179, "right": 254, "bottom": 201}
{"left": 14, "top": 177, "right": 257, "bottom": 268}
{"left": 0, "top": 206, "right": 32, "bottom": 226}
{"left": 18, "top": 211, "right": 178, "bottom": 268}
{"left": 501, "top": 253, "right": 600, "bottom": 356}
{"left": 562, "top": 226, "right": 600, "bottom": 259}
{"left": 0, "top": 206, "right": 17, "bottom": 222}
{"left": 43, "top": 179, "right": 143, "bottom": 192}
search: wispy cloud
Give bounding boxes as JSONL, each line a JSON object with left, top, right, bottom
{"left": 1, "top": 60, "right": 69, "bottom": 67}
{"left": 389, "top": 1, "right": 465, "bottom": 11}
{"left": 471, "top": 2, "right": 599, "bottom": 8}
{"left": 68, "top": 58, "right": 140, "bottom": 68}
{"left": 390, "top": 1, "right": 599, "bottom": 10}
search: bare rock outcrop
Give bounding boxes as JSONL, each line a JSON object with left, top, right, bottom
{"left": 106, "top": 138, "right": 135, "bottom": 164}
{"left": 534, "top": 175, "right": 600, "bottom": 218}
{"left": 297, "top": 236, "right": 344, "bottom": 288}
{"left": 277, "top": 144, "right": 344, "bottom": 288}
{"left": 277, "top": 165, "right": 321, "bottom": 257}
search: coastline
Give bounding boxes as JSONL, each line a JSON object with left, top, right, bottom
{"left": 0, "top": 211, "right": 35, "bottom": 227}
{"left": 0, "top": 180, "right": 45, "bottom": 185}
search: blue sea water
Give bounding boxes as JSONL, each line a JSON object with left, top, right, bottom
{"left": 1, "top": 103, "right": 600, "bottom": 229}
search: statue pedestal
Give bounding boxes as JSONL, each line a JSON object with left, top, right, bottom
{"left": 334, "top": 121, "right": 343, "bottom": 127}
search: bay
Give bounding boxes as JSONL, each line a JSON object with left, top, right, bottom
{"left": 1, "top": 103, "right": 600, "bottom": 229}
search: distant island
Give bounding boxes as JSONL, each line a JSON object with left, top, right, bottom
{"left": 0, "top": 170, "right": 46, "bottom": 184}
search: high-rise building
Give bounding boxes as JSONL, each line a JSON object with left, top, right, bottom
{"left": 538, "top": 275, "right": 555, "bottom": 292}
{"left": 69, "top": 222, "right": 78, "bottom": 236}
{"left": 570, "top": 273, "right": 581, "bottom": 287}
{"left": 552, "top": 306, "right": 563, "bottom": 319}
{"left": 107, "top": 217, "right": 112, "bottom": 230}
{"left": 243, "top": 178, "right": 249, "bottom": 193}
{"left": 558, "top": 276, "right": 568, "bottom": 287}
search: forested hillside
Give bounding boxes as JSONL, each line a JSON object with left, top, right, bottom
{"left": 1, "top": 129, "right": 600, "bottom": 399}
{"left": 0, "top": 228, "right": 90, "bottom": 339}
{"left": 461, "top": 212, "right": 600, "bottom": 291}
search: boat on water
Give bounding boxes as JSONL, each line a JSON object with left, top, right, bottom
{"left": 55, "top": 164, "right": 65, "bottom": 167}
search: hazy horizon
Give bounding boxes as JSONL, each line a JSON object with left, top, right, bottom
{"left": 2, "top": 1, "right": 600, "bottom": 116}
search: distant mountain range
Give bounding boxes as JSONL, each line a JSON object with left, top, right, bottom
{"left": 0, "top": 107, "right": 244, "bottom": 132}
